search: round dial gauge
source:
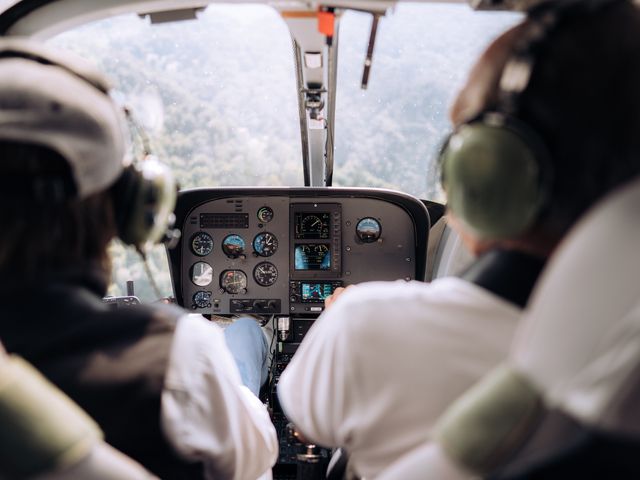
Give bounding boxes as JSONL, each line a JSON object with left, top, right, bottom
{"left": 222, "top": 234, "right": 246, "bottom": 258}
{"left": 356, "top": 217, "right": 382, "bottom": 243}
{"left": 253, "top": 262, "right": 278, "bottom": 287}
{"left": 191, "top": 232, "right": 213, "bottom": 256}
{"left": 302, "top": 215, "right": 323, "bottom": 233}
{"left": 253, "top": 232, "right": 278, "bottom": 257}
{"left": 257, "top": 206, "right": 274, "bottom": 223}
{"left": 191, "top": 262, "right": 213, "bottom": 287}
{"left": 193, "top": 291, "right": 212, "bottom": 309}
{"left": 220, "top": 270, "right": 248, "bottom": 294}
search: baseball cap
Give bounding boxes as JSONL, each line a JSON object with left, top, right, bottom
{"left": 0, "top": 37, "right": 126, "bottom": 198}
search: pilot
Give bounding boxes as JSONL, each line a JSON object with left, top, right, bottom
{"left": 0, "top": 39, "right": 276, "bottom": 479}
{"left": 278, "top": 0, "right": 640, "bottom": 478}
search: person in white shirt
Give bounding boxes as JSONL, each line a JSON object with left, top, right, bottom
{"left": 278, "top": 1, "right": 640, "bottom": 477}
{"left": 0, "top": 38, "right": 276, "bottom": 480}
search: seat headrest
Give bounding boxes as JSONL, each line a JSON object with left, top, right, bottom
{"left": 512, "top": 176, "right": 640, "bottom": 435}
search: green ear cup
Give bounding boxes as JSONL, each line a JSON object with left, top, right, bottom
{"left": 111, "top": 158, "right": 177, "bottom": 250}
{"left": 440, "top": 121, "right": 546, "bottom": 240}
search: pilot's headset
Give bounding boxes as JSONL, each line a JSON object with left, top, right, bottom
{"left": 438, "top": 0, "right": 625, "bottom": 240}
{"left": 0, "top": 38, "right": 177, "bottom": 251}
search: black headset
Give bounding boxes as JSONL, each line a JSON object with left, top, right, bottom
{"left": 438, "top": 0, "right": 625, "bottom": 240}
{"left": 0, "top": 41, "right": 177, "bottom": 250}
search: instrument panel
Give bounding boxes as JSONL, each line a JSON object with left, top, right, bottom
{"left": 168, "top": 188, "right": 430, "bottom": 316}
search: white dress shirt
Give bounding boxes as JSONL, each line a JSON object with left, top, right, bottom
{"left": 161, "top": 314, "right": 278, "bottom": 480}
{"left": 278, "top": 278, "right": 521, "bottom": 478}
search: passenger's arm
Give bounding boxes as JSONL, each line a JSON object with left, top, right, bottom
{"left": 377, "top": 442, "right": 472, "bottom": 480}
{"left": 277, "top": 297, "right": 355, "bottom": 448}
{"left": 160, "top": 315, "right": 278, "bottom": 480}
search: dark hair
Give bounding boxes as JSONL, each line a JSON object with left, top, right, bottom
{"left": 0, "top": 142, "right": 117, "bottom": 283}
{"left": 517, "top": 1, "right": 640, "bottom": 234}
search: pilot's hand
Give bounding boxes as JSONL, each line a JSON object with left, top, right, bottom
{"left": 324, "top": 286, "right": 354, "bottom": 310}
{"left": 154, "top": 297, "right": 176, "bottom": 304}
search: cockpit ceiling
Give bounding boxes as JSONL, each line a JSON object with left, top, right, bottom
{"left": 4, "top": 0, "right": 638, "bottom": 38}
{"left": 0, "top": 0, "right": 467, "bottom": 38}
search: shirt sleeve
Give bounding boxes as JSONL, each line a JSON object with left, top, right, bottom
{"left": 160, "top": 314, "right": 278, "bottom": 480}
{"left": 277, "top": 294, "right": 356, "bottom": 448}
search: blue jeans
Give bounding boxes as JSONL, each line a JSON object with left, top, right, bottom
{"left": 224, "top": 317, "right": 269, "bottom": 396}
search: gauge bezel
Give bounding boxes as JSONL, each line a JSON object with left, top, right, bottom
{"left": 222, "top": 234, "right": 246, "bottom": 258}
{"left": 220, "top": 269, "right": 248, "bottom": 294}
{"left": 190, "top": 231, "right": 214, "bottom": 256}
{"left": 356, "top": 217, "right": 382, "bottom": 243}
{"left": 253, "top": 232, "right": 279, "bottom": 257}
{"left": 193, "top": 290, "right": 212, "bottom": 308}
{"left": 253, "top": 262, "right": 278, "bottom": 287}
{"left": 257, "top": 206, "right": 274, "bottom": 223}
{"left": 190, "top": 261, "right": 213, "bottom": 287}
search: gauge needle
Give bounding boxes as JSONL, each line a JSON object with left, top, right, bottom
{"left": 312, "top": 219, "right": 321, "bottom": 227}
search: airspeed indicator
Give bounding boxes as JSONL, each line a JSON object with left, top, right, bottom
{"left": 254, "top": 262, "right": 278, "bottom": 287}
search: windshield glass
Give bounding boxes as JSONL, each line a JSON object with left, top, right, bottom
{"left": 51, "top": 6, "right": 302, "bottom": 190}
{"left": 334, "top": 4, "right": 520, "bottom": 200}
{"left": 48, "top": 3, "right": 520, "bottom": 301}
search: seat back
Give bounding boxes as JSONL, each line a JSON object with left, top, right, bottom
{"left": 512, "top": 177, "right": 640, "bottom": 436}
{"left": 0, "top": 347, "right": 154, "bottom": 479}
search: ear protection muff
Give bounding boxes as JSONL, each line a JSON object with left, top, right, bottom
{"left": 439, "top": 113, "right": 552, "bottom": 239}
{"left": 438, "top": 0, "right": 625, "bottom": 240}
{"left": 0, "top": 39, "right": 177, "bottom": 250}
{"left": 110, "top": 158, "right": 178, "bottom": 250}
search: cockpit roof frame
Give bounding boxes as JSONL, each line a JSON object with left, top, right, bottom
{"left": 0, "top": 1, "right": 470, "bottom": 38}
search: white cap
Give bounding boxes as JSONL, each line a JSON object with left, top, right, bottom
{"left": 0, "top": 38, "right": 126, "bottom": 198}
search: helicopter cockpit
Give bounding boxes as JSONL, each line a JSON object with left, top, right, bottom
{"left": 6, "top": 1, "right": 635, "bottom": 479}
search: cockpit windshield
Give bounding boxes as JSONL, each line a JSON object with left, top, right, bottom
{"left": 50, "top": 5, "right": 303, "bottom": 190}
{"left": 48, "top": 3, "right": 519, "bottom": 301}
{"left": 334, "top": 4, "right": 519, "bottom": 200}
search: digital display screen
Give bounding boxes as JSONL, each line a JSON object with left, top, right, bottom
{"left": 294, "top": 243, "right": 331, "bottom": 270}
{"left": 301, "top": 283, "right": 336, "bottom": 301}
{"left": 295, "top": 212, "right": 331, "bottom": 240}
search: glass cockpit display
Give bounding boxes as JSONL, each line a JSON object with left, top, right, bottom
{"left": 295, "top": 212, "right": 331, "bottom": 239}
{"left": 294, "top": 244, "right": 331, "bottom": 270}
{"left": 301, "top": 282, "right": 335, "bottom": 301}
